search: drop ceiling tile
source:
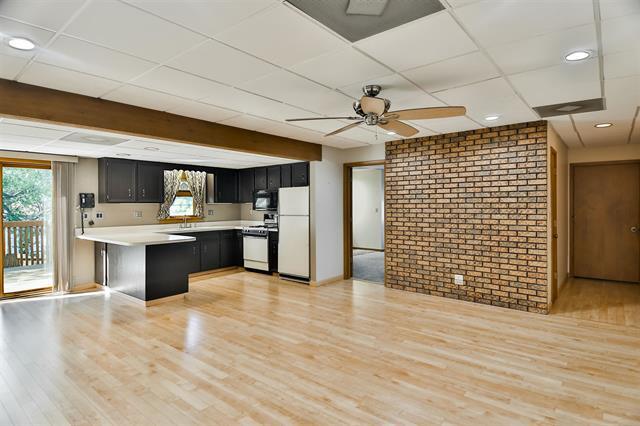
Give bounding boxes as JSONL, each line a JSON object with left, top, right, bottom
{"left": 389, "top": 93, "right": 444, "bottom": 111}
{"left": 166, "top": 99, "right": 240, "bottom": 122}
{"left": 0, "top": 122, "right": 69, "bottom": 141}
{"left": 340, "top": 73, "right": 424, "bottom": 103}
{"left": 572, "top": 109, "right": 634, "bottom": 146}
{"left": 601, "top": 14, "right": 640, "bottom": 55}
{"left": 454, "top": 0, "right": 594, "bottom": 48}
{"left": 605, "top": 75, "right": 640, "bottom": 110}
{"left": 168, "top": 40, "right": 277, "bottom": 86}
{"left": 38, "top": 36, "right": 155, "bottom": 81}
{"left": 125, "top": 0, "right": 275, "bottom": 37}
{"left": 63, "top": 0, "right": 205, "bottom": 63}
{"left": 547, "top": 116, "right": 581, "bottom": 147}
{"left": 290, "top": 47, "right": 391, "bottom": 89}
{"left": 0, "top": 17, "right": 55, "bottom": 59}
{"left": 262, "top": 124, "right": 324, "bottom": 143}
{"left": 132, "top": 66, "right": 227, "bottom": 100}
{"left": 0, "top": 53, "right": 27, "bottom": 79}
{"left": 436, "top": 77, "right": 536, "bottom": 124}
{"left": 217, "top": 114, "right": 276, "bottom": 132}
{"left": 240, "top": 69, "right": 354, "bottom": 114}
{"left": 446, "top": 0, "right": 482, "bottom": 7}
{"left": 604, "top": 49, "right": 640, "bottom": 80}
{"left": 509, "top": 58, "right": 601, "bottom": 107}
{"left": 487, "top": 24, "right": 597, "bottom": 75}
{"left": 102, "top": 85, "right": 182, "bottom": 111}
{"left": 599, "top": 0, "right": 640, "bottom": 20}
{"left": 216, "top": 4, "right": 346, "bottom": 68}
{"left": 404, "top": 51, "right": 499, "bottom": 92}
{"left": 422, "top": 116, "right": 481, "bottom": 134}
{"left": 19, "top": 62, "right": 120, "bottom": 97}
{"left": 405, "top": 123, "right": 437, "bottom": 138}
{"left": 0, "top": 0, "right": 85, "bottom": 31}
{"left": 292, "top": 118, "right": 354, "bottom": 135}
{"left": 331, "top": 126, "right": 384, "bottom": 144}
{"left": 321, "top": 138, "right": 368, "bottom": 149}
{"left": 355, "top": 12, "right": 476, "bottom": 71}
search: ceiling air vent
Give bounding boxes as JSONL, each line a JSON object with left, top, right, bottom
{"left": 533, "top": 98, "right": 605, "bottom": 118}
{"left": 286, "top": 0, "right": 444, "bottom": 42}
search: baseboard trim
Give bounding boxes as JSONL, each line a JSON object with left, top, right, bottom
{"left": 189, "top": 267, "right": 243, "bottom": 282}
{"left": 310, "top": 275, "right": 343, "bottom": 287}
{"left": 145, "top": 293, "right": 185, "bottom": 307}
{"left": 69, "top": 282, "right": 101, "bottom": 293}
{"left": 353, "top": 247, "right": 384, "bottom": 252}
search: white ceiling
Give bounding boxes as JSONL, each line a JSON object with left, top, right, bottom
{"left": 0, "top": 0, "right": 638, "bottom": 151}
{"left": 0, "top": 117, "right": 297, "bottom": 168}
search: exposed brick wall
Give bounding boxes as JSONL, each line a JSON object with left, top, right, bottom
{"left": 385, "top": 121, "right": 548, "bottom": 314}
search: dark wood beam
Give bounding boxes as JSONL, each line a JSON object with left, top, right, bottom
{"left": 0, "top": 79, "right": 322, "bottom": 161}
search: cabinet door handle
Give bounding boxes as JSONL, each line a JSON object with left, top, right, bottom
{"left": 142, "top": 188, "right": 145, "bottom": 197}
{"left": 203, "top": 245, "right": 207, "bottom": 253}
{"left": 193, "top": 246, "right": 196, "bottom": 255}
{"left": 128, "top": 188, "right": 132, "bottom": 198}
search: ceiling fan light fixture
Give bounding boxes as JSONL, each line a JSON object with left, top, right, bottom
{"left": 594, "top": 122, "right": 612, "bottom": 128}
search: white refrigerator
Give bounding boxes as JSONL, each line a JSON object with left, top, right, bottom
{"left": 278, "top": 186, "right": 310, "bottom": 281}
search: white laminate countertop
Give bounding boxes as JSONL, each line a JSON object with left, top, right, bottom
{"left": 75, "top": 220, "right": 267, "bottom": 246}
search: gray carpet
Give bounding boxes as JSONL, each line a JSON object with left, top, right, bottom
{"left": 352, "top": 250, "right": 384, "bottom": 284}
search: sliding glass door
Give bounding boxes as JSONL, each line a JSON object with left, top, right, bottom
{"left": 0, "top": 161, "right": 53, "bottom": 298}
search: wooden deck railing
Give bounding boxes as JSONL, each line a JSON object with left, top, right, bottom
{"left": 3, "top": 220, "right": 46, "bottom": 267}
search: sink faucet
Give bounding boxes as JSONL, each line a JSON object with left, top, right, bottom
{"left": 179, "top": 216, "right": 192, "bottom": 229}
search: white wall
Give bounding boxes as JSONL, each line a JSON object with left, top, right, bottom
{"left": 352, "top": 168, "right": 384, "bottom": 250}
{"left": 568, "top": 144, "right": 640, "bottom": 163}
{"left": 309, "top": 144, "right": 385, "bottom": 282}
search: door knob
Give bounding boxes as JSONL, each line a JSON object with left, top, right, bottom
{"left": 632, "top": 226, "right": 639, "bottom": 233}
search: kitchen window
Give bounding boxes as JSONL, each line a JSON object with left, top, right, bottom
{"left": 169, "top": 177, "right": 194, "bottom": 217}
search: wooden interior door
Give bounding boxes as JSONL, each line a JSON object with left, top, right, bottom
{"left": 550, "top": 148, "right": 558, "bottom": 301}
{"left": 573, "top": 162, "right": 640, "bottom": 282}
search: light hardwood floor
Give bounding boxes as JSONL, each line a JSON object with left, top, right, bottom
{"left": 0, "top": 272, "right": 639, "bottom": 425}
{"left": 552, "top": 278, "right": 640, "bottom": 327}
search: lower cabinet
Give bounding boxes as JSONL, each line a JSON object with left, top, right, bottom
{"left": 186, "top": 241, "right": 201, "bottom": 274}
{"left": 220, "top": 230, "right": 236, "bottom": 268}
{"left": 268, "top": 231, "right": 278, "bottom": 272}
{"left": 200, "top": 233, "right": 221, "bottom": 271}
{"left": 235, "top": 230, "right": 243, "bottom": 267}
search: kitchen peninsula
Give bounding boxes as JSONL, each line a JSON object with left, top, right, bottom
{"left": 76, "top": 221, "right": 261, "bottom": 305}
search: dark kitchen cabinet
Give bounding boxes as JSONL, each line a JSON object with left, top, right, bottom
{"left": 267, "top": 166, "right": 281, "bottom": 190}
{"left": 220, "top": 230, "right": 236, "bottom": 268}
{"left": 291, "top": 162, "right": 309, "bottom": 187}
{"left": 137, "top": 162, "right": 164, "bottom": 203}
{"left": 238, "top": 168, "right": 254, "bottom": 203}
{"left": 200, "top": 233, "right": 221, "bottom": 271}
{"left": 268, "top": 231, "right": 278, "bottom": 272}
{"left": 186, "top": 241, "right": 201, "bottom": 274}
{"left": 98, "top": 158, "right": 137, "bottom": 203}
{"left": 280, "top": 164, "right": 292, "bottom": 188}
{"left": 254, "top": 167, "right": 267, "bottom": 190}
{"left": 94, "top": 242, "right": 107, "bottom": 286}
{"left": 215, "top": 169, "right": 238, "bottom": 203}
{"left": 235, "top": 230, "right": 244, "bottom": 266}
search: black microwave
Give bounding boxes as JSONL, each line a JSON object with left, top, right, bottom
{"left": 253, "top": 189, "right": 278, "bottom": 211}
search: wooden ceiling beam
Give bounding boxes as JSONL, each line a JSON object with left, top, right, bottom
{"left": 0, "top": 79, "right": 322, "bottom": 161}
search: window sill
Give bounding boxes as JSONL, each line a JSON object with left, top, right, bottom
{"left": 158, "top": 217, "right": 203, "bottom": 224}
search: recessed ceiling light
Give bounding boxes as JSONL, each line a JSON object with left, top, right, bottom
{"left": 8, "top": 37, "right": 35, "bottom": 51}
{"left": 484, "top": 115, "right": 500, "bottom": 121}
{"left": 115, "top": 153, "right": 131, "bottom": 157}
{"left": 144, "top": 146, "right": 159, "bottom": 151}
{"left": 565, "top": 50, "right": 590, "bottom": 61}
{"left": 386, "top": 131, "right": 396, "bottom": 135}
{"left": 594, "top": 122, "right": 612, "bottom": 128}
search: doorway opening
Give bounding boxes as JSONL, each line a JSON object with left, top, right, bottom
{"left": 343, "top": 161, "right": 385, "bottom": 284}
{"left": 0, "top": 159, "right": 54, "bottom": 298}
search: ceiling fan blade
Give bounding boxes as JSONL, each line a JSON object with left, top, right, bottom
{"left": 360, "top": 96, "right": 386, "bottom": 115}
{"left": 378, "top": 120, "right": 419, "bottom": 137}
{"left": 286, "top": 116, "right": 361, "bottom": 122}
{"left": 384, "top": 106, "right": 466, "bottom": 121}
{"left": 325, "top": 121, "right": 363, "bottom": 136}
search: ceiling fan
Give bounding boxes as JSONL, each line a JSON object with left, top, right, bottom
{"left": 286, "top": 85, "right": 466, "bottom": 138}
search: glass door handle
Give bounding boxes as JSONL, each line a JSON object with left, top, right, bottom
{"left": 632, "top": 226, "right": 639, "bottom": 233}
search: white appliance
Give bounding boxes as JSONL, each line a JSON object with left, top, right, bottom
{"left": 278, "top": 186, "right": 310, "bottom": 281}
{"left": 243, "top": 227, "right": 269, "bottom": 271}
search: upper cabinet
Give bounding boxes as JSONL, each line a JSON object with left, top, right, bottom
{"left": 137, "top": 162, "right": 164, "bottom": 203}
{"left": 267, "top": 166, "right": 281, "bottom": 190}
{"left": 291, "top": 162, "right": 309, "bottom": 187}
{"left": 214, "top": 169, "right": 238, "bottom": 204}
{"left": 98, "top": 158, "right": 137, "bottom": 203}
{"left": 254, "top": 167, "right": 267, "bottom": 191}
{"left": 238, "top": 168, "right": 254, "bottom": 203}
{"left": 280, "top": 164, "right": 292, "bottom": 188}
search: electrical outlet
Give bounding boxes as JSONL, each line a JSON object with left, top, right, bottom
{"left": 96, "top": 212, "right": 104, "bottom": 220}
{"left": 454, "top": 274, "right": 464, "bottom": 286}
{"left": 82, "top": 212, "right": 89, "bottom": 219}
{"left": 134, "top": 210, "right": 143, "bottom": 218}
{"left": 208, "top": 209, "right": 214, "bottom": 215}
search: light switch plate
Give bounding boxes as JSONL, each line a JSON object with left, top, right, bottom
{"left": 208, "top": 209, "right": 214, "bottom": 216}
{"left": 134, "top": 211, "right": 143, "bottom": 218}
{"left": 454, "top": 274, "right": 464, "bottom": 285}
